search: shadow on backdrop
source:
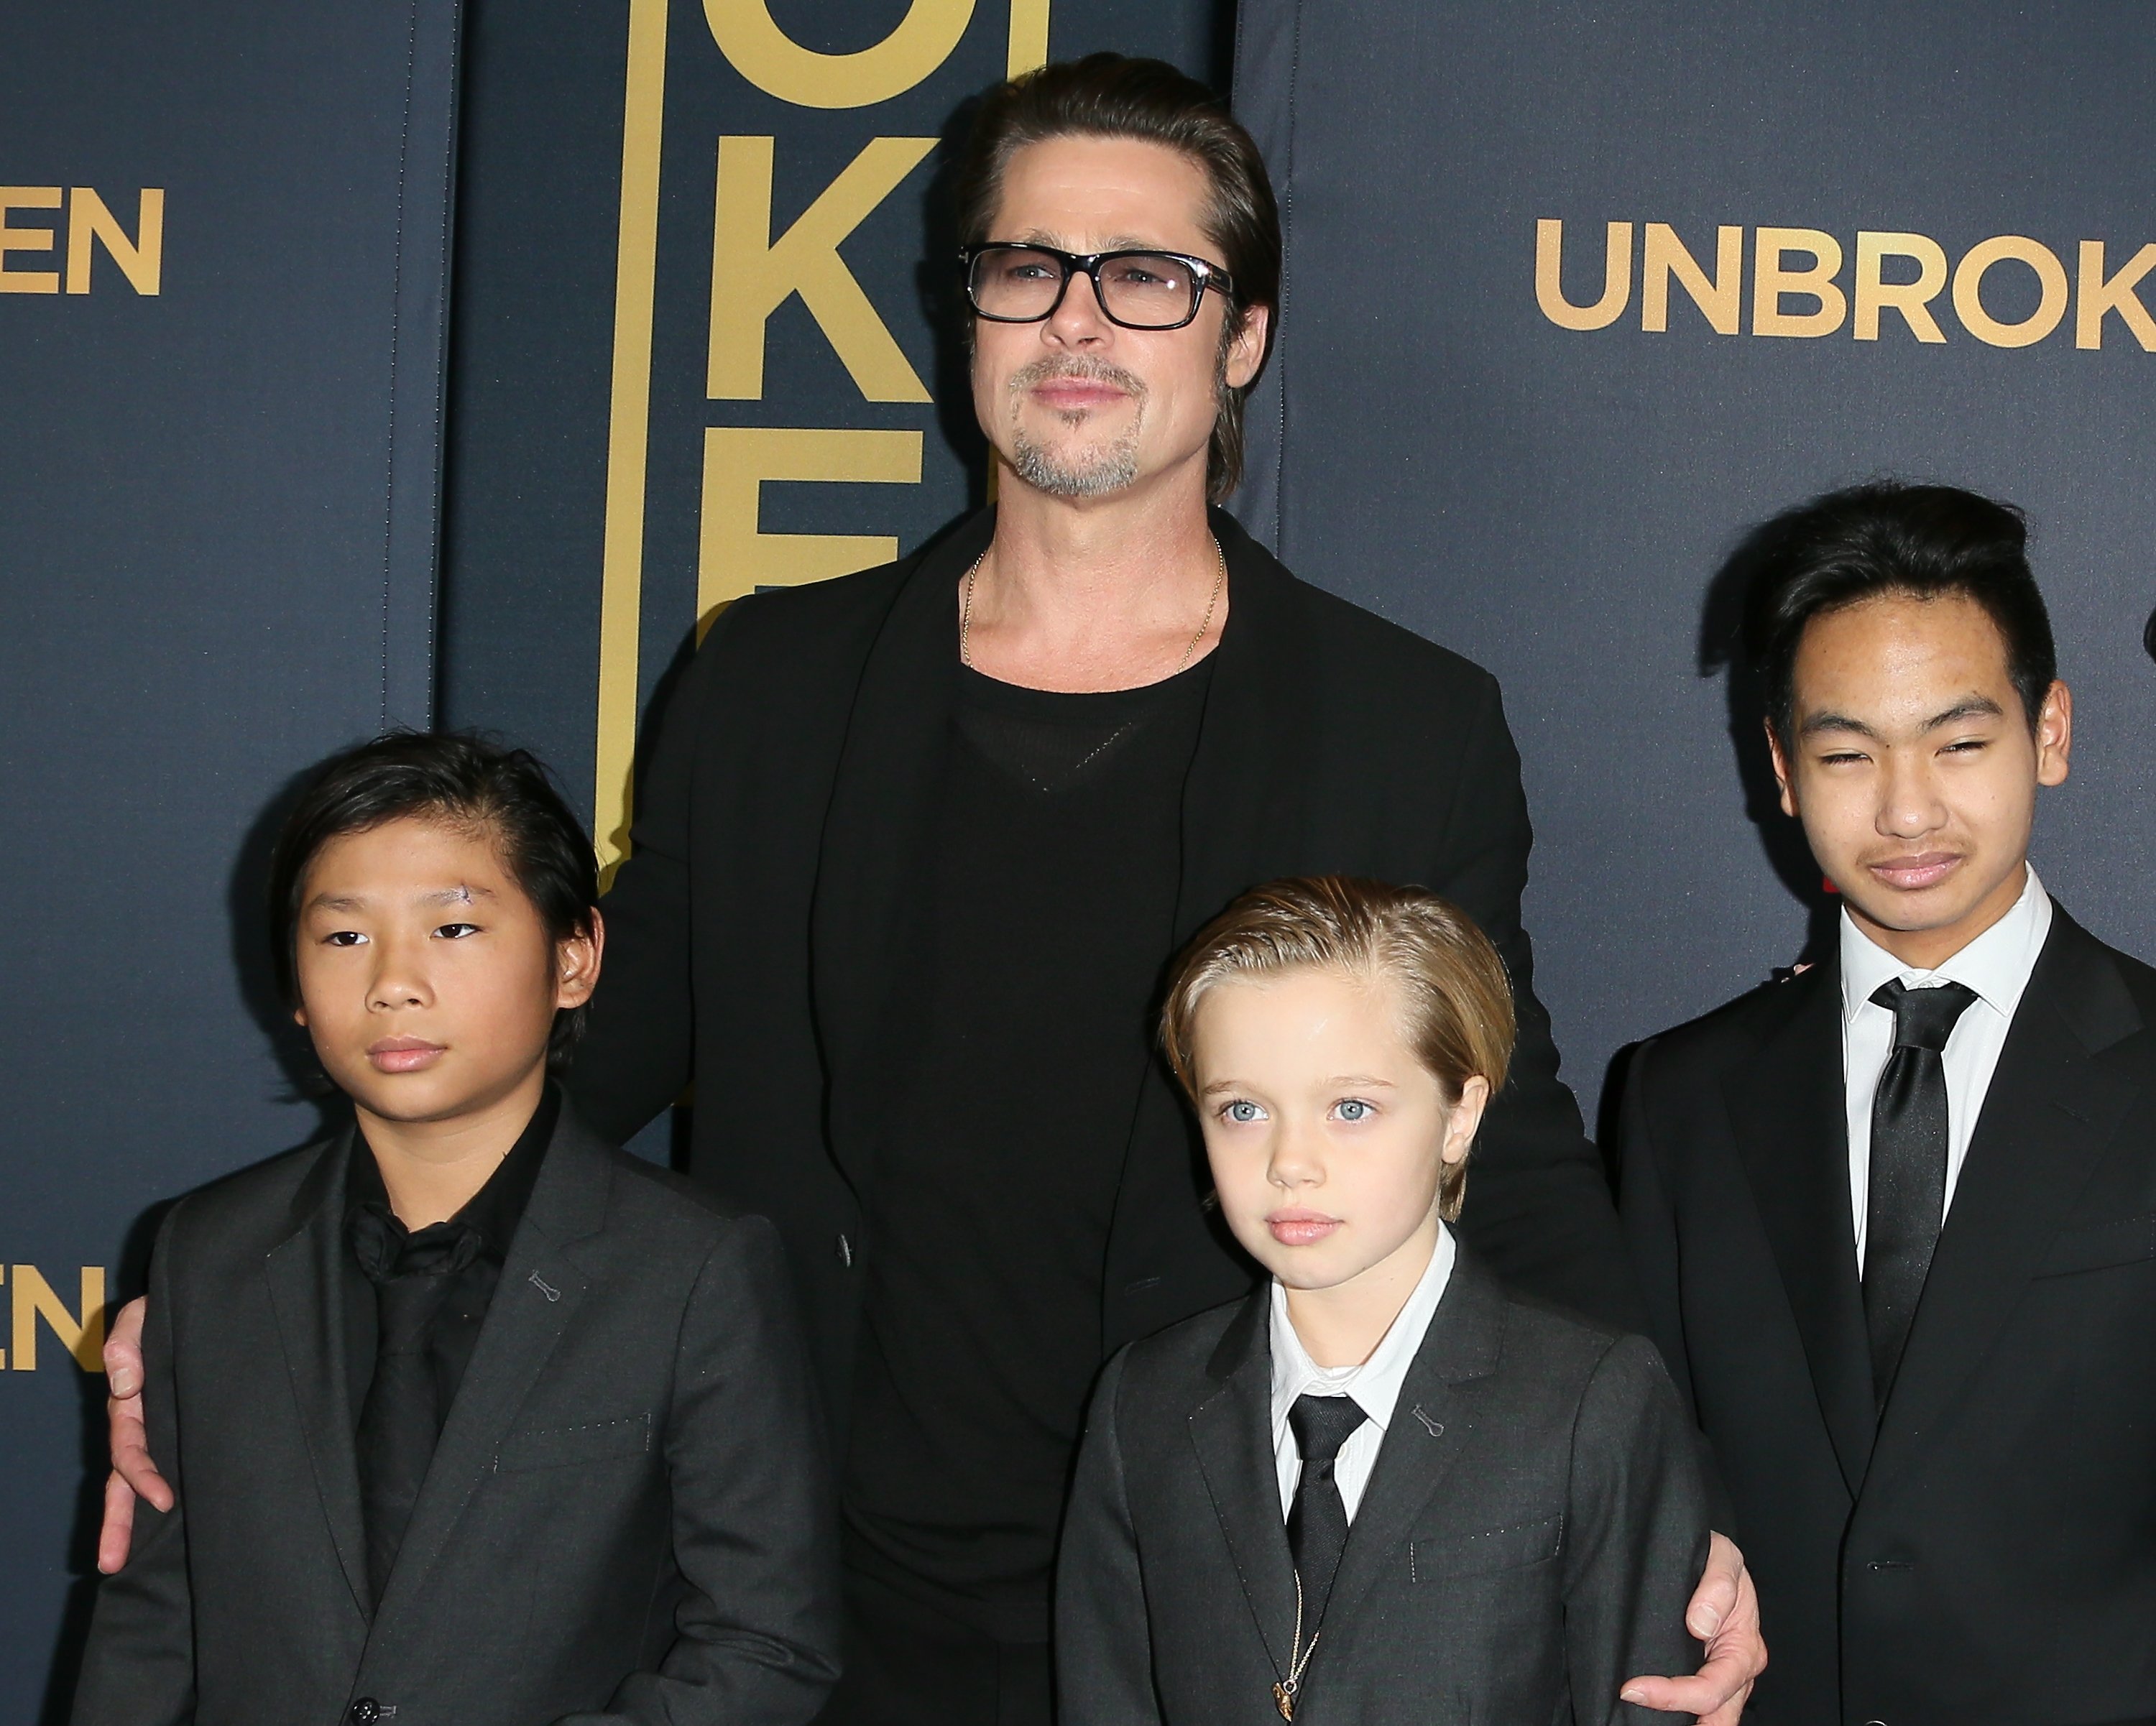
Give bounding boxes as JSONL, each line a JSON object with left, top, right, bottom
{"left": 1698, "top": 510, "right": 1843, "bottom": 969}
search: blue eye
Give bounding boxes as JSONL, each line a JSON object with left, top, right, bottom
{"left": 1223, "top": 1100, "right": 1264, "bottom": 1124}
{"left": 1335, "top": 1099, "right": 1373, "bottom": 1122}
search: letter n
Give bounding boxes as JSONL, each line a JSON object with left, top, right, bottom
{"left": 11, "top": 1265, "right": 107, "bottom": 1370}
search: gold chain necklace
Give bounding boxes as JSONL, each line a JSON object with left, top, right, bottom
{"left": 959, "top": 536, "right": 1228, "bottom": 676}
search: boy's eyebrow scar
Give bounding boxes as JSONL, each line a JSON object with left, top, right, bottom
{"left": 419, "top": 883, "right": 496, "bottom": 905}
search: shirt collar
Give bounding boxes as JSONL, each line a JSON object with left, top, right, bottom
{"left": 1269, "top": 1223, "right": 1456, "bottom": 1441}
{"left": 1840, "top": 863, "right": 2053, "bottom": 1026}
{"left": 345, "top": 1081, "right": 559, "bottom": 1263}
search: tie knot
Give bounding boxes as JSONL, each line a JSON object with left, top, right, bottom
{"left": 1871, "top": 977, "right": 1979, "bottom": 1052}
{"left": 1289, "top": 1393, "right": 1368, "bottom": 1465}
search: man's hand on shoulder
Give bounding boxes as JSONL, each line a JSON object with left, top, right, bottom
{"left": 1621, "top": 1531, "right": 1764, "bottom": 1725}
{"left": 97, "top": 1295, "right": 171, "bottom": 1574}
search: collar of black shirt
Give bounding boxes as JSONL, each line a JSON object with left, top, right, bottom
{"left": 344, "top": 1081, "right": 560, "bottom": 1270}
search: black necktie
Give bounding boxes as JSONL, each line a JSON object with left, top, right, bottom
{"left": 351, "top": 1209, "right": 482, "bottom": 1607}
{"left": 1863, "top": 978, "right": 1979, "bottom": 1409}
{"left": 1286, "top": 1393, "right": 1368, "bottom": 1623}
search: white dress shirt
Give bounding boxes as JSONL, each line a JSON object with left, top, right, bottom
{"left": 1841, "top": 864, "right": 2052, "bottom": 1272}
{"left": 1268, "top": 1224, "right": 1455, "bottom": 1522}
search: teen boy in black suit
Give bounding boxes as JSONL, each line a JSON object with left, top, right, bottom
{"left": 1059, "top": 879, "right": 1706, "bottom": 1725}
{"left": 70, "top": 734, "right": 839, "bottom": 1726}
{"left": 1621, "top": 483, "right": 2156, "bottom": 1725}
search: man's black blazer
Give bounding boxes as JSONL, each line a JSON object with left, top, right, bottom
{"left": 568, "top": 504, "right": 1639, "bottom": 1425}
{"left": 1054, "top": 1250, "right": 1707, "bottom": 1725}
{"left": 71, "top": 1108, "right": 841, "bottom": 1726}
{"left": 1621, "top": 907, "right": 2156, "bottom": 1726}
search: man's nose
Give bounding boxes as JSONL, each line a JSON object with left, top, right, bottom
{"left": 1044, "top": 266, "right": 1113, "bottom": 344}
{"left": 1876, "top": 752, "right": 1948, "bottom": 837}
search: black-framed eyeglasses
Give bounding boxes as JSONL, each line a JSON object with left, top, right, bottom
{"left": 960, "top": 243, "right": 1235, "bottom": 331}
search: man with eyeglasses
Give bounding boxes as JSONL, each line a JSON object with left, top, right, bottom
{"left": 100, "top": 52, "right": 1764, "bottom": 1726}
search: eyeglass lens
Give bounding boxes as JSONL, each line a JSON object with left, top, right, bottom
{"left": 969, "top": 248, "right": 1201, "bottom": 328}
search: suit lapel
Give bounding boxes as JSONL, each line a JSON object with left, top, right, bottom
{"left": 1317, "top": 1254, "right": 1501, "bottom": 1640}
{"left": 367, "top": 1110, "right": 611, "bottom": 1638}
{"left": 806, "top": 512, "right": 985, "bottom": 1199}
{"left": 262, "top": 1129, "right": 372, "bottom": 1620}
{"left": 1865, "top": 911, "right": 2143, "bottom": 1501}
{"left": 1187, "top": 1287, "right": 1300, "bottom": 1675}
{"left": 1726, "top": 963, "right": 1876, "bottom": 1495}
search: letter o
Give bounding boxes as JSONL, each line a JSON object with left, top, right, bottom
{"left": 704, "top": 0, "right": 975, "bottom": 109}
{"left": 1951, "top": 235, "right": 2069, "bottom": 348}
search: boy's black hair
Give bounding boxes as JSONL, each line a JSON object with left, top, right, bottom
{"left": 267, "top": 731, "right": 599, "bottom": 1066}
{"left": 1741, "top": 480, "right": 2058, "bottom": 740}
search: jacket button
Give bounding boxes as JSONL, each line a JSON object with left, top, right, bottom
{"left": 836, "top": 1232, "right": 854, "bottom": 1268}
{"left": 350, "top": 1702, "right": 382, "bottom": 1726}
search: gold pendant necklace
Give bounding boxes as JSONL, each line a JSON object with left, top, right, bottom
{"left": 1272, "top": 1572, "right": 1322, "bottom": 1720}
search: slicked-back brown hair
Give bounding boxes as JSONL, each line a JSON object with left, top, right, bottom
{"left": 1160, "top": 877, "right": 1516, "bottom": 1221}
{"left": 954, "top": 52, "right": 1281, "bottom": 502}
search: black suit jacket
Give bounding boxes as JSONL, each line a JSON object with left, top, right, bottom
{"left": 71, "top": 1109, "right": 841, "bottom": 1726}
{"left": 1055, "top": 1250, "right": 1708, "bottom": 1725}
{"left": 568, "top": 504, "right": 1638, "bottom": 1426}
{"left": 1621, "top": 908, "right": 2156, "bottom": 1726}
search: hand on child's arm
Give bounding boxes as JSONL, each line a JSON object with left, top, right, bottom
{"left": 1619, "top": 1531, "right": 1764, "bottom": 1724}
{"left": 98, "top": 1296, "right": 172, "bottom": 1574}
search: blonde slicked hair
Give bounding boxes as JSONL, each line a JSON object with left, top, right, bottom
{"left": 1160, "top": 877, "right": 1516, "bottom": 1220}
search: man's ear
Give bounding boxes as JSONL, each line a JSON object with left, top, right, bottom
{"left": 1225, "top": 302, "right": 1270, "bottom": 390}
{"left": 2035, "top": 678, "right": 2073, "bottom": 787}
{"left": 554, "top": 908, "right": 605, "bottom": 1011}
{"left": 1765, "top": 716, "right": 1800, "bottom": 818}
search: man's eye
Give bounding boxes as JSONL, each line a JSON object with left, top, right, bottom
{"left": 1943, "top": 738, "right": 1989, "bottom": 754}
{"left": 435, "top": 922, "right": 481, "bottom": 939}
{"left": 323, "top": 930, "right": 367, "bottom": 948}
{"left": 1333, "top": 1099, "right": 1373, "bottom": 1122}
{"left": 1819, "top": 752, "right": 1867, "bottom": 767}
{"left": 1222, "top": 1099, "right": 1265, "bottom": 1125}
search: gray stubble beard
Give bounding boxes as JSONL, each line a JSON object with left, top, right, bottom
{"left": 1004, "top": 357, "right": 1148, "bottom": 499}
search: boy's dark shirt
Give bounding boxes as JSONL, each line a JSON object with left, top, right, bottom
{"left": 342, "top": 1082, "right": 558, "bottom": 1595}
{"left": 841, "top": 655, "right": 1210, "bottom": 1638}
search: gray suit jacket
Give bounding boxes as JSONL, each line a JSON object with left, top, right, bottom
{"left": 70, "top": 1108, "right": 841, "bottom": 1726}
{"left": 1056, "top": 1251, "right": 1705, "bottom": 1726}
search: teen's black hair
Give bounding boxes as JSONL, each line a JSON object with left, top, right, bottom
{"left": 1741, "top": 480, "right": 2058, "bottom": 739}
{"left": 266, "top": 731, "right": 599, "bottom": 1066}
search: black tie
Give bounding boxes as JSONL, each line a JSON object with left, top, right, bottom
{"left": 1286, "top": 1393, "right": 1368, "bottom": 1622}
{"left": 351, "top": 1209, "right": 482, "bottom": 1607}
{"left": 1863, "top": 978, "right": 1978, "bottom": 1409}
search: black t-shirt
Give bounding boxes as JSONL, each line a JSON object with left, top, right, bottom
{"left": 842, "top": 653, "right": 1213, "bottom": 1638}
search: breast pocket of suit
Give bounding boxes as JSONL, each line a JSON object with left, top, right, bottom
{"left": 1409, "top": 1513, "right": 1565, "bottom": 1583}
{"left": 494, "top": 1412, "right": 654, "bottom": 1474}
{"left": 2036, "top": 1213, "right": 2156, "bottom": 1279}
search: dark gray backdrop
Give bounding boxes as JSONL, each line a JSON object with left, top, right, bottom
{"left": 0, "top": 4, "right": 455, "bottom": 1717}
{"left": 1234, "top": 0, "right": 2156, "bottom": 1128}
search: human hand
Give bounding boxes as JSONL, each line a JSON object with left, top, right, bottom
{"left": 98, "top": 1296, "right": 172, "bottom": 1574}
{"left": 1620, "top": 1531, "right": 1764, "bottom": 1724}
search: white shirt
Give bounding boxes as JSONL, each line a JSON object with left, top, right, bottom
{"left": 1841, "top": 864, "right": 2052, "bottom": 1271}
{"left": 1268, "top": 1224, "right": 1455, "bottom": 1522}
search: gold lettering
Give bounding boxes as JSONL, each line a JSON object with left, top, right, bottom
{"left": 704, "top": 0, "right": 972, "bottom": 108}
{"left": 67, "top": 187, "right": 165, "bottom": 295}
{"left": 1008, "top": 0, "right": 1051, "bottom": 75}
{"left": 2075, "top": 240, "right": 2156, "bottom": 351}
{"left": 1641, "top": 223, "right": 1741, "bottom": 334}
{"left": 1534, "top": 219, "right": 1631, "bottom": 331}
{"left": 11, "top": 1265, "right": 106, "bottom": 1372}
{"left": 1853, "top": 231, "right": 1947, "bottom": 342}
{"left": 699, "top": 426, "right": 924, "bottom": 619}
{"left": 1752, "top": 228, "right": 1846, "bottom": 337}
{"left": 709, "top": 135, "right": 936, "bottom": 402}
{"left": 0, "top": 187, "right": 63, "bottom": 294}
{"left": 1953, "top": 235, "right": 2068, "bottom": 348}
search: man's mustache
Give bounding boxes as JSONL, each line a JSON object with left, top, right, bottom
{"left": 1007, "top": 356, "right": 1149, "bottom": 402}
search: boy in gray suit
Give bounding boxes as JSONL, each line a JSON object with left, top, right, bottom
{"left": 72, "top": 733, "right": 839, "bottom": 1726}
{"left": 1056, "top": 877, "right": 1706, "bottom": 1725}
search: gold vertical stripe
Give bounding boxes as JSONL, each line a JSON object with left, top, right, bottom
{"left": 1007, "top": 0, "right": 1050, "bottom": 76}
{"left": 594, "top": 0, "right": 671, "bottom": 878}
